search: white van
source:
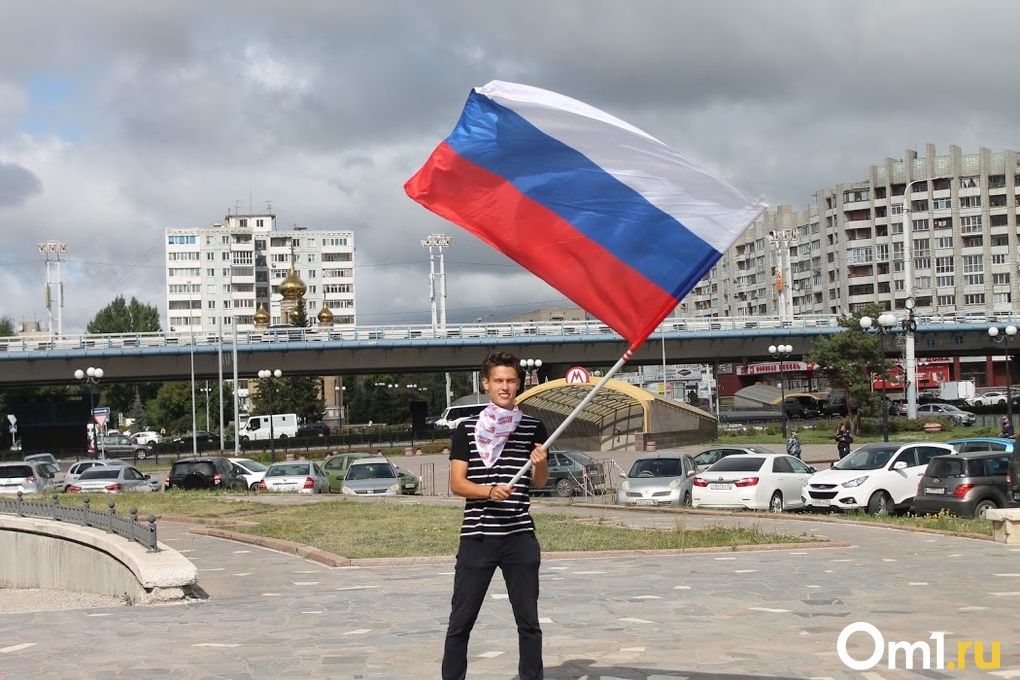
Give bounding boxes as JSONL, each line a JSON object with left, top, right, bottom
{"left": 435, "top": 403, "right": 488, "bottom": 429}
{"left": 240, "top": 413, "right": 299, "bottom": 441}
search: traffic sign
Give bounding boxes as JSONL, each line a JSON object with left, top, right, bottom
{"left": 92, "top": 407, "right": 111, "bottom": 428}
{"left": 565, "top": 366, "right": 591, "bottom": 384}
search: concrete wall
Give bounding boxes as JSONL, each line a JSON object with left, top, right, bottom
{"left": 0, "top": 516, "right": 198, "bottom": 603}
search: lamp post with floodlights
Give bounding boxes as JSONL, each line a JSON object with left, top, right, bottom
{"left": 767, "top": 345, "right": 792, "bottom": 437}
{"left": 988, "top": 324, "right": 1018, "bottom": 429}
{"left": 860, "top": 313, "right": 898, "bottom": 442}
{"left": 520, "top": 358, "right": 543, "bottom": 388}
{"left": 258, "top": 369, "right": 283, "bottom": 462}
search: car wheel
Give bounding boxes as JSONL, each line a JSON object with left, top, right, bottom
{"left": 279, "top": 434, "right": 288, "bottom": 440}
{"left": 555, "top": 478, "right": 573, "bottom": 497}
{"left": 768, "top": 491, "right": 784, "bottom": 513}
{"left": 240, "top": 435, "right": 250, "bottom": 443}
{"left": 249, "top": 482, "right": 260, "bottom": 492}
{"left": 867, "top": 490, "right": 892, "bottom": 516}
{"left": 682, "top": 490, "right": 692, "bottom": 507}
{"left": 973, "top": 499, "right": 998, "bottom": 519}
{"left": 135, "top": 450, "right": 147, "bottom": 460}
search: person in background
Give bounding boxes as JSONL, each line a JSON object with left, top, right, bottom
{"left": 835, "top": 422, "right": 854, "bottom": 459}
{"left": 786, "top": 429, "right": 802, "bottom": 459}
{"left": 1000, "top": 416, "right": 1014, "bottom": 438}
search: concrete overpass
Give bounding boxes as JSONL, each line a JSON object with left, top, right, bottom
{"left": 0, "top": 313, "right": 1016, "bottom": 387}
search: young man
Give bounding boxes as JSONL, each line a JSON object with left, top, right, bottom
{"left": 442, "top": 351, "right": 549, "bottom": 680}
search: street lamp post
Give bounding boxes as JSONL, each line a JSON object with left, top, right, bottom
{"left": 200, "top": 381, "right": 212, "bottom": 431}
{"left": 334, "top": 383, "right": 346, "bottom": 426}
{"left": 73, "top": 366, "right": 104, "bottom": 458}
{"left": 988, "top": 324, "right": 1018, "bottom": 428}
{"left": 258, "top": 369, "right": 283, "bottom": 462}
{"left": 768, "top": 345, "right": 792, "bottom": 437}
{"left": 860, "top": 313, "right": 898, "bottom": 442}
{"left": 520, "top": 358, "right": 543, "bottom": 388}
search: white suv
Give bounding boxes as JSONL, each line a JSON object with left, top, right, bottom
{"left": 803, "top": 442, "right": 954, "bottom": 515}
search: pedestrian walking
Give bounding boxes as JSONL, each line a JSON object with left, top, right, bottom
{"left": 442, "top": 350, "right": 549, "bottom": 680}
{"left": 835, "top": 422, "right": 854, "bottom": 459}
{"left": 786, "top": 429, "right": 802, "bottom": 459}
{"left": 1000, "top": 417, "right": 1014, "bottom": 438}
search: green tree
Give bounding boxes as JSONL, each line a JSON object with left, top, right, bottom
{"left": 805, "top": 304, "right": 886, "bottom": 426}
{"left": 86, "top": 296, "right": 163, "bottom": 421}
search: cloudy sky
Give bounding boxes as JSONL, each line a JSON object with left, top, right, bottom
{"left": 2, "top": 0, "right": 1019, "bottom": 334}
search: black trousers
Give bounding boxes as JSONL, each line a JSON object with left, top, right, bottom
{"left": 442, "top": 532, "right": 543, "bottom": 680}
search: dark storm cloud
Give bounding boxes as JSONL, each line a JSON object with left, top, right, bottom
{"left": 0, "top": 162, "right": 41, "bottom": 207}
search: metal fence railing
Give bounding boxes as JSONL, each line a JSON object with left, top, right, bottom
{"left": 0, "top": 492, "right": 158, "bottom": 552}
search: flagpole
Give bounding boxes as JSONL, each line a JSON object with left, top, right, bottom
{"left": 507, "top": 350, "right": 633, "bottom": 487}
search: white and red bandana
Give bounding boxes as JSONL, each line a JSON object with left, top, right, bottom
{"left": 474, "top": 402, "right": 523, "bottom": 468}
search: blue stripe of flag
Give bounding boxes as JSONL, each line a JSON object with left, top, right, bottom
{"left": 445, "top": 91, "right": 721, "bottom": 299}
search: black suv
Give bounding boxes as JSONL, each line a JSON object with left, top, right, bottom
{"left": 297, "top": 422, "right": 330, "bottom": 438}
{"left": 166, "top": 457, "right": 246, "bottom": 491}
{"left": 914, "top": 451, "right": 1014, "bottom": 519}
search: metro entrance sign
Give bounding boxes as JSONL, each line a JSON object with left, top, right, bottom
{"left": 565, "top": 366, "right": 591, "bottom": 384}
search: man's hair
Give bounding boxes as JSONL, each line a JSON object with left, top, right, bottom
{"left": 481, "top": 351, "right": 521, "bottom": 379}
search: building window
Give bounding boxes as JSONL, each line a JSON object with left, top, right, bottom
{"left": 992, "top": 253, "right": 1010, "bottom": 265}
{"left": 963, "top": 274, "right": 985, "bottom": 286}
{"left": 994, "top": 292, "right": 1012, "bottom": 305}
{"left": 937, "top": 294, "right": 956, "bottom": 306}
{"left": 962, "top": 255, "right": 983, "bottom": 273}
{"left": 936, "top": 274, "right": 955, "bottom": 287}
{"left": 992, "top": 234, "right": 1009, "bottom": 247}
{"left": 993, "top": 272, "right": 1011, "bottom": 285}
{"left": 891, "top": 204, "right": 904, "bottom": 215}
{"left": 935, "top": 237, "right": 953, "bottom": 249}
{"left": 960, "top": 195, "right": 981, "bottom": 208}
{"left": 935, "top": 257, "right": 955, "bottom": 274}
{"left": 913, "top": 238, "right": 930, "bottom": 258}
{"left": 963, "top": 293, "right": 986, "bottom": 305}
{"left": 911, "top": 218, "right": 929, "bottom": 231}
{"left": 932, "top": 197, "right": 952, "bottom": 210}
{"left": 914, "top": 257, "right": 931, "bottom": 270}
{"left": 962, "top": 235, "right": 983, "bottom": 248}
{"left": 960, "top": 215, "right": 983, "bottom": 232}
{"left": 256, "top": 219, "right": 264, "bottom": 227}
{"left": 239, "top": 219, "right": 247, "bottom": 228}
{"left": 959, "top": 176, "right": 980, "bottom": 189}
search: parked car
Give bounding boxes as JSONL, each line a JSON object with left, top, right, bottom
{"left": 337, "top": 458, "right": 400, "bottom": 496}
{"left": 803, "top": 441, "right": 955, "bottom": 515}
{"left": 131, "top": 430, "right": 164, "bottom": 445}
{"left": 63, "top": 459, "right": 128, "bottom": 491}
{"left": 23, "top": 453, "right": 59, "bottom": 467}
{"left": 915, "top": 403, "right": 976, "bottom": 426}
{"left": 93, "top": 434, "right": 153, "bottom": 460}
{"left": 229, "top": 457, "right": 270, "bottom": 491}
{"left": 23, "top": 454, "right": 64, "bottom": 487}
{"left": 947, "top": 437, "right": 1014, "bottom": 454}
{"left": 0, "top": 461, "right": 53, "bottom": 494}
{"left": 692, "top": 453, "right": 815, "bottom": 512}
{"left": 296, "top": 422, "right": 330, "bottom": 438}
{"left": 967, "top": 391, "right": 1009, "bottom": 407}
{"left": 323, "top": 452, "right": 378, "bottom": 493}
{"left": 172, "top": 430, "right": 220, "bottom": 445}
{"left": 691, "top": 445, "right": 778, "bottom": 472}
{"left": 66, "top": 465, "right": 154, "bottom": 494}
{"left": 913, "top": 451, "right": 1014, "bottom": 519}
{"left": 166, "top": 457, "right": 246, "bottom": 491}
{"left": 783, "top": 395, "right": 824, "bottom": 419}
{"left": 395, "top": 465, "right": 420, "bottom": 494}
{"left": 533, "top": 449, "right": 605, "bottom": 497}
{"left": 259, "top": 460, "right": 328, "bottom": 494}
{"left": 617, "top": 451, "right": 698, "bottom": 507}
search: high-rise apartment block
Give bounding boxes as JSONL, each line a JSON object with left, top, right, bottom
{"left": 164, "top": 210, "right": 356, "bottom": 333}
{"left": 684, "top": 144, "right": 1019, "bottom": 319}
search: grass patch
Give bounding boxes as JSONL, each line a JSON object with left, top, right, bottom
{"left": 50, "top": 492, "right": 815, "bottom": 559}
{"left": 833, "top": 508, "right": 993, "bottom": 536}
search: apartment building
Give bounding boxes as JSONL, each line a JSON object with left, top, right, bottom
{"left": 164, "top": 210, "right": 356, "bottom": 333}
{"left": 684, "top": 144, "right": 1020, "bottom": 321}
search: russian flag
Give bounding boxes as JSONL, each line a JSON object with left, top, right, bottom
{"left": 405, "top": 81, "right": 767, "bottom": 351}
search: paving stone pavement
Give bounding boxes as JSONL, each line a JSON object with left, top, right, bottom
{"left": 2, "top": 496, "right": 1019, "bottom": 680}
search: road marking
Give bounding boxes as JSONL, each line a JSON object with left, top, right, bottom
{"left": 619, "top": 617, "right": 653, "bottom": 624}
{"left": 199, "top": 568, "right": 225, "bottom": 572}
{"left": 734, "top": 569, "right": 757, "bottom": 574}
{"left": 994, "top": 573, "right": 1020, "bottom": 577}
{"left": 193, "top": 643, "right": 240, "bottom": 647}
{"left": 539, "top": 617, "right": 553, "bottom": 624}
{"left": 633, "top": 595, "right": 661, "bottom": 599}
{"left": 233, "top": 550, "right": 252, "bottom": 554}
{"left": 262, "top": 593, "right": 282, "bottom": 597}
{"left": 959, "top": 606, "right": 988, "bottom": 611}
{"left": 343, "top": 629, "right": 371, "bottom": 635}
{"left": 749, "top": 607, "right": 789, "bottom": 613}
{"left": 572, "top": 570, "right": 607, "bottom": 574}
{"left": 989, "top": 591, "right": 1020, "bottom": 596}
{"left": 787, "top": 551, "right": 808, "bottom": 555}
{"left": 491, "top": 593, "right": 508, "bottom": 599}
{"left": 233, "top": 573, "right": 252, "bottom": 576}
{"left": 908, "top": 582, "right": 928, "bottom": 586}
{"left": 673, "top": 585, "right": 691, "bottom": 590}
{"left": 0, "top": 643, "right": 36, "bottom": 653}
{"left": 335, "top": 585, "right": 380, "bottom": 591}
{"left": 715, "top": 557, "right": 736, "bottom": 560}
{"left": 478, "top": 651, "right": 505, "bottom": 658}
{"left": 301, "top": 611, "right": 324, "bottom": 614}
{"left": 621, "top": 647, "right": 646, "bottom": 652}
{"left": 293, "top": 581, "right": 320, "bottom": 586}
{"left": 86, "top": 613, "right": 111, "bottom": 617}
{"left": 990, "top": 670, "right": 1020, "bottom": 678}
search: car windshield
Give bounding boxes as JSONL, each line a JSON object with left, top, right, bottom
{"left": 628, "top": 458, "right": 682, "bottom": 478}
{"left": 78, "top": 469, "right": 120, "bottom": 480}
{"left": 746, "top": 446, "right": 778, "bottom": 455}
{"left": 235, "top": 459, "right": 268, "bottom": 472}
{"left": 705, "top": 456, "right": 766, "bottom": 473}
{"left": 926, "top": 457, "right": 966, "bottom": 478}
{"left": 560, "top": 451, "right": 596, "bottom": 466}
{"left": 346, "top": 463, "right": 396, "bottom": 480}
{"left": 0, "top": 465, "right": 34, "bottom": 479}
{"left": 172, "top": 462, "right": 215, "bottom": 476}
{"left": 832, "top": 445, "right": 899, "bottom": 470}
{"left": 25, "top": 454, "right": 57, "bottom": 464}
{"left": 267, "top": 464, "right": 311, "bottom": 477}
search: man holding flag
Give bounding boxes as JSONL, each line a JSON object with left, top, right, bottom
{"left": 442, "top": 350, "right": 548, "bottom": 680}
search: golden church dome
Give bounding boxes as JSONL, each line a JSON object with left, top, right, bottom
{"left": 279, "top": 264, "right": 307, "bottom": 300}
{"left": 317, "top": 303, "right": 334, "bottom": 324}
{"left": 253, "top": 303, "right": 270, "bottom": 325}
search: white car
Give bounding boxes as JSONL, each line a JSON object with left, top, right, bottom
{"left": 692, "top": 453, "right": 815, "bottom": 512}
{"left": 968, "top": 391, "right": 1008, "bottom": 407}
{"left": 66, "top": 465, "right": 153, "bottom": 493}
{"left": 259, "top": 460, "right": 327, "bottom": 494}
{"left": 0, "top": 461, "right": 54, "bottom": 494}
{"left": 132, "top": 431, "right": 164, "bottom": 445}
{"left": 803, "top": 441, "right": 955, "bottom": 515}
{"left": 229, "top": 457, "right": 270, "bottom": 491}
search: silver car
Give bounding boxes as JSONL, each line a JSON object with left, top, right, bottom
{"left": 0, "top": 461, "right": 54, "bottom": 494}
{"left": 341, "top": 458, "right": 401, "bottom": 496}
{"left": 66, "top": 465, "right": 154, "bottom": 493}
{"left": 63, "top": 459, "right": 127, "bottom": 492}
{"left": 617, "top": 452, "right": 698, "bottom": 507}
{"left": 260, "top": 460, "right": 327, "bottom": 494}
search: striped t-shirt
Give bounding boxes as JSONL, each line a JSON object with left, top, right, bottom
{"left": 450, "top": 413, "right": 549, "bottom": 538}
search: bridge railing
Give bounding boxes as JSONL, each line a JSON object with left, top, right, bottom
{"left": 2, "top": 311, "right": 1019, "bottom": 353}
{"left": 0, "top": 492, "right": 159, "bottom": 552}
